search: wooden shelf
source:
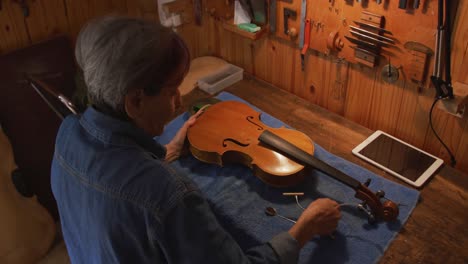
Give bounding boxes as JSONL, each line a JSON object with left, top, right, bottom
{"left": 222, "top": 21, "right": 268, "bottom": 40}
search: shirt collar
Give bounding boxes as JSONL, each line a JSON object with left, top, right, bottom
{"left": 79, "top": 106, "right": 166, "bottom": 159}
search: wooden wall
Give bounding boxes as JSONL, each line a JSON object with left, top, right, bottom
{"left": 0, "top": 0, "right": 159, "bottom": 54}
{"left": 0, "top": 0, "right": 467, "bottom": 174}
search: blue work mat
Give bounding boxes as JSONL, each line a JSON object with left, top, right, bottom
{"left": 155, "top": 92, "right": 420, "bottom": 264}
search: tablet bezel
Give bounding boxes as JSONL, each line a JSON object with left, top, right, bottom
{"left": 352, "top": 130, "right": 444, "bottom": 188}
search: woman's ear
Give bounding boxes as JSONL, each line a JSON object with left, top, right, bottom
{"left": 124, "top": 89, "right": 144, "bottom": 120}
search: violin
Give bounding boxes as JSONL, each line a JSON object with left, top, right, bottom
{"left": 187, "top": 100, "right": 399, "bottom": 223}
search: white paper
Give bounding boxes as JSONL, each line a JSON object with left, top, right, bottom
{"left": 234, "top": 0, "right": 251, "bottom": 25}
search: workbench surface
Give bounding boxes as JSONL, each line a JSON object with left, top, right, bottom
{"left": 180, "top": 77, "right": 467, "bottom": 264}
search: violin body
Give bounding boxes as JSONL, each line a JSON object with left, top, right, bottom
{"left": 187, "top": 100, "right": 315, "bottom": 187}
{"left": 187, "top": 100, "right": 399, "bottom": 222}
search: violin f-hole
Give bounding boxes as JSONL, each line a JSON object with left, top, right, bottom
{"left": 247, "top": 116, "right": 264, "bottom": 130}
{"left": 223, "top": 138, "right": 250, "bottom": 147}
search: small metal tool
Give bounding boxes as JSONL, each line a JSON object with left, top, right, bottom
{"left": 265, "top": 207, "right": 296, "bottom": 224}
{"left": 349, "top": 30, "right": 394, "bottom": 46}
{"left": 353, "top": 21, "right": 393, "bottom": 35}
{"left": 398, "top": 0, "right": 407, "bottom": 9}
{"left": 349, "top": 26, "right": 395, "bottom": 43}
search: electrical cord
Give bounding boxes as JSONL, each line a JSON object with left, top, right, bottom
{"left": 429, "top": 98, "right": 457, "bottom": 166}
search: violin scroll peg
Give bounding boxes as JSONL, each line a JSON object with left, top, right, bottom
{"left": 376, "top": 190, "right": 385, "bottom": 198}
{"left": 381, "top": 200, "right": 399, "bottom": 221}
{"left": 357, "top": 203, "right": 376, "bottom": 224}
{"left": 364, "top": 178, "right": 371, "bottom": 187}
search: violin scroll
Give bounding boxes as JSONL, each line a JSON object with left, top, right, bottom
{"left": 355, "top": 182, "right": 399, "bottom": 223}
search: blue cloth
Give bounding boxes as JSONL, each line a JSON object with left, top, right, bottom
{"left": 51, "top": 106, "right": 298, "bottom": 264}
{"left": 156, "top": 92, "right": 420, "bottom": 264}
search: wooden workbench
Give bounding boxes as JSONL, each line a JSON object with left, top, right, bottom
{"left": 181, "top": 76, "right": 468, "bottom": 264}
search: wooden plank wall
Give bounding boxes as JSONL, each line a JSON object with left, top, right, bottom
{"left": 0, "top": 0, "right": 158, "bottom": 54}
{"left": 0, "top": 0, "right": 467, "bottom": 174}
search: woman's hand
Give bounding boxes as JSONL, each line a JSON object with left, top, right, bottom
{"left": 165, "top": 107, "right": 206, "bottom": 162}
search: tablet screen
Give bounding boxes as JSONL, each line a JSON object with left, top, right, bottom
{"left": 357, "top": 133, "right": 436, "bottom": 181}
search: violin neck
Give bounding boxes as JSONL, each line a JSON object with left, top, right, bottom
{"left": 258, "top": 130, "right": 361, "bottom": 189}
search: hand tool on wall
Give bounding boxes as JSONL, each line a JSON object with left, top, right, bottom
{"left": 283, "top": 8, "right": 297, "bottom": 38}
{"left": 381, "top": 59, "right": 399, "bottom": 83}
{"left": 298, "top": 0, "right": 307, "bottom": 51}
{"left": 404, "top": 41, "right": 433, "bottom": 85}
{"left": 349, "top": 45, "right": 379, "bottom": 67}
{"left": 413, "top": 0, "right": 420, "bottom": 9}
{"left": 270, "top": 0, "right": 277, "bottom": 33}
{"left": 193, "top": 0, "right": 202, "bottom": 25}
{"left": 349, "top": 30, "right": 394, "bottom": 47}
{"left": 327, "top": 31, "right": 344, "bottom": 52}
{"left": 349, "top": 26, "right": 395, "bottom": 43}
{"left": 360, "top": 11, "right": 382, "bottom": 26}
{"left": 301, "top": 19, "right": 311, "bottom": 71}
{"left": 346, "top": 36, "right": 379, "bottom": 67}
{"left": 345, "top": 36, "right": 378, "bottom": 49}
{"left": 353, "top": 21, "right": 393, "bottom": 35}
{"left": 398, "top": 0, "right": 407, "bottom": 9}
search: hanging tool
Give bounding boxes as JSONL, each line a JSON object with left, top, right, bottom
{"left": 430, "top": 0, "right": 453, "bottom": 99}
{"left": 360, "top": 11, "right": 382, "bottom": 26}
{"left": 349, "top": 26, "right": 395, "bottom": 43}
{"left": 283, "top": 8, "right": 297, "bottom": 38}
{"left": 353, "top": 21, "right": 393, "bottom": 35}
{"left": 298, "top": 0, "right": 307, "bottom": 50}
{"left": 413, "top": 0, "right": 420, "bottom": 9}
{"left": 351, "top": 46, "right": 378, "bottom": 67}
{"left": 301, "top": 19, "right": 311, "bottom": 71}
{"left": 349, "top": 46, "right": 379, "bottom": 57}
{"left": 398, "top": 0, "right": 407, "bottom": 9}
{"left": 349, "top": 30, "right": 394, "bottom": 46}
{"left": 327, "top": 31, "right": 344, "bottom": 52}
{"left": 298, "top": 0, "right": 307, "bottom": 71}
{"left": 270, "top": 0, "right": 277, "bottom": 33}
{"left": 193, "top": 0, "right": 202, "bottom": 25}
{"left": 381, "top": 59, "right": 399, "bottom": 83}
{"left": 404, "top": 41, "right": 433, "bottom": 85}
{"left": 345, "top": 36, "right": 378, "bottom": 49}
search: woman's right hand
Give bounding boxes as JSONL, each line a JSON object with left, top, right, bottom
{"left": 288, "top": 198, "right": 341, "bottom": 248}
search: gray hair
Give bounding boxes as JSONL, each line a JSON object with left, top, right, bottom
{"left": 75, "top": 16, "right": 189, "bottom": 115}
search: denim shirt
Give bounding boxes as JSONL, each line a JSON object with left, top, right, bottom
{"left": 51, "top": 107, "right": 299, "bottom": 264}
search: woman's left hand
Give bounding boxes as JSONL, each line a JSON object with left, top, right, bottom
{"left": 165, "top": 107, "right": 206, "bottom": 162}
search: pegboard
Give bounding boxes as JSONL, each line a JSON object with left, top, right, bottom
{"left": 270, "top": 0, "right": 444, "bottom": 86}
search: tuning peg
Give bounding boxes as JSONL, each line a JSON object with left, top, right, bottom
{"left": 357, "top": 203, "right": 376, "bottom": 224}
{"left": 376, "top": 190, "right": 385, "bottom": 198}
{"left": 364, "top": 178, "right": 371, "bottom": 187}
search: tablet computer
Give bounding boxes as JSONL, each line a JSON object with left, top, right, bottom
{"left": 352, "top": 130, "right": 444, "bottom": 187}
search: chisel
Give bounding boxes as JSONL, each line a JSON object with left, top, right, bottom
{"left": 399, "top": 0, "right": 407, "bottom": 9}
{"left": 350, "top": 30, "right": 394, "bottom": 46}
{"left": 345, "top": 36, "right": 378, "bottom": 49}
{"left": 353, "top": 21, "right": 393, "bottom": 35}
{"left": 349, "top": 26, "right": 395, "bottom": 43}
